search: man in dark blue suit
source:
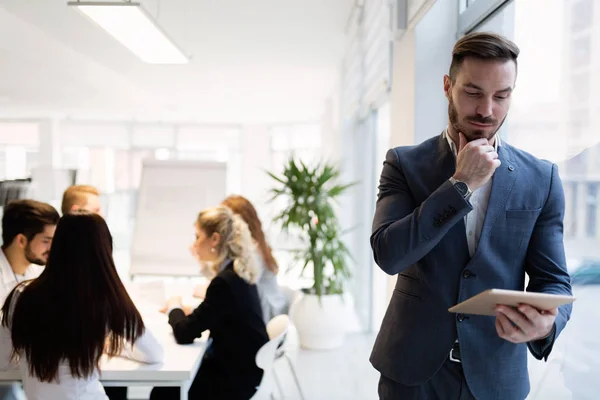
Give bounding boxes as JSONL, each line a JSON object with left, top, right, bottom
{"left": 370, "top": 32, "right": 572, "bottom": 400}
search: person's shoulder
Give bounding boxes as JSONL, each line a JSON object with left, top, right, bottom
{"left": 391, "top": 135, "right": 439, "bottom": 154}
{"left": 28, "top": 265, "right": 44, "bottom": 278}
{"left": 504, "top": 143, "right": 555, "bottom": 174}
{"left": 212, "top": 263, "right": 238, "bottom": 287}
{"left": 387, "top": 135, "right": 441, "bottom": 165}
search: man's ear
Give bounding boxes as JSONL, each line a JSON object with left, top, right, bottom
{"left": 443, "top": 75, "right": 452, "bottom": 100}
{"left": 71, "top": 204, "right": 80, "bottom": 212}
{"left": 15, "top": 233, "right": 28, "bottom": 249}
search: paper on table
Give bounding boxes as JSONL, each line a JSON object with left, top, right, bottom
{"left": 128, "top": 281, "right": 166, "bottom": 308}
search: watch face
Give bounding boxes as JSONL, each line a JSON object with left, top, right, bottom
{"left": 454, "top": 182, "right": 468, "bottom": 196}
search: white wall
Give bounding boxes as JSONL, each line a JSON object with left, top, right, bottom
{"left": 375, "top": 0, "right": 460, "bottom": 328}
{"left": 240, "top": 125, "right": 272, "bottom": 209}
{"left": 414, "top": 0, "right": 459, "bottom": 143}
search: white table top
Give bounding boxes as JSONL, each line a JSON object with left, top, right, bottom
{"left": 0, "top": 299, "right": 208, "bottom": 384}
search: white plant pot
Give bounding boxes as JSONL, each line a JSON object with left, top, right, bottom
{"left": 289, "top": 292, "right": 348, "bottom": 350}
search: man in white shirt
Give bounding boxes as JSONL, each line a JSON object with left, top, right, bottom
{"left": 0, "top": 199, "right": 60, "bottom": 400}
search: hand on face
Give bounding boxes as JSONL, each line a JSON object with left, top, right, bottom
{"left": 495, "top": 304, "right": 557, "bottom": 343}
{"left": 452, "top": 132, "right": 501, "bottom": 191}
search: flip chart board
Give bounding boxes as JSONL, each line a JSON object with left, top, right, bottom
{"left": 129, "top": 159, "right": 227, "bottom": 277}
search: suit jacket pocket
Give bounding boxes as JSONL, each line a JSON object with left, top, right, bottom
{"left": 505, "top": 208, "right": 542, "bottom": 220}
{"left": 394, "top": 288, "right": 421, "bottom": 300}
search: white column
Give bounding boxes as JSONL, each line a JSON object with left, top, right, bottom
{"left": 376, "top": 0, "right": 459, "bottom": 328}
{"left": 240, "top": 125, "right": 272, "bottom": 212}
{"left": 38, "top": 119, "right": 62, "bottom": 168}
{"left": 32, "top": 119, "right": 62, "bottom": 205}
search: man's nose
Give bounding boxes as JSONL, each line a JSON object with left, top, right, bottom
{"left": 476, "top": 97, "right": 493, "bottom": 117}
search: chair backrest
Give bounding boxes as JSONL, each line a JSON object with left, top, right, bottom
{"left": 266, "top": 314, "right": 289, "bottom": 340}
{"left": 251, "top": 315, "right": 290, "bottom": 399}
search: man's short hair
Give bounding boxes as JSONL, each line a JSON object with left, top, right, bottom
{"left": 2, "top": 200, "right": 60, "bottom": 247}
{"left": 449, "top": 32, "right": 520, "bottom": 82}
{"left": 61, "top": 185, "right": 100, "bottom": 215}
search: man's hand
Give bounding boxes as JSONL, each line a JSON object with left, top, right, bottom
{"left": 453, "top": 132, "right": 501, "bottom": 191}
{"left": 495, "top": 304, "right": 557, "bottom": 343}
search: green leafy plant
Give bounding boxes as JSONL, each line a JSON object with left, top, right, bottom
{"left": 267, "top": 157, "right": 355, "bottom": 297}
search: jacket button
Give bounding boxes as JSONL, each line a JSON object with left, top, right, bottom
{"left": 462, "top": 269, "right": 473, "bottom": 279}
{"left": 457, "top": 314, "right": 466, "bottom": 322}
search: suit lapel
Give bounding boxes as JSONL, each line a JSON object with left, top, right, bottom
{"left": 479, "top": 145, "right": 517, "bottom": 239}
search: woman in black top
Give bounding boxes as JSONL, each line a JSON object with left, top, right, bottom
{"left": 151, "top": 205, "right": 268, "bottom": 400}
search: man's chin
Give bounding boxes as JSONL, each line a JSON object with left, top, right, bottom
{"left": 464, "top": 129, "right": 496, "bottom": 142}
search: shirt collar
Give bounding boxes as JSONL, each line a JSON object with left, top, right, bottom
{"left": 443, "top": 128, "right": 501, "bottom": 157}
{"left": 0, "top": 249, "right": 15, "bottom": 286}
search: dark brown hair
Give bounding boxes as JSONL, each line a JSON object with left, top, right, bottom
{"left": 449, "top": 32, "right": 520, "bottom": 82}
{"left": 1, "top": 200, "right": 60, "bottom": 247}
{"left": 221, "top": 195, "right": 279, "bottom": 274}
{"left": 1, "top": 211, "right": 145, "bottom": 382}
{"left": 61, "top": 185, "right": 100, "bottom": 214}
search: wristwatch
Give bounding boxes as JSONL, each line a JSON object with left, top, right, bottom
{"left": 449, "top": 177, "right": 472, "bottom": 199}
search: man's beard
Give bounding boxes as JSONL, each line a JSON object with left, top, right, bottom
{"left": 25, "top": 245, "right": 47, "bottom": 266}
{"left": 448, "top": 95, "right": 506, "bottom": 142}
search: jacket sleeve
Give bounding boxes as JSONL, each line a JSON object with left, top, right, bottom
{"left": 525, "top": 163, "right": 573, "bottom": 360}
{"left": 371, "top": 148, "right": 473, "bottom": 275}
{"left": 168, "top": 277, "right": 232, "bottom": 344}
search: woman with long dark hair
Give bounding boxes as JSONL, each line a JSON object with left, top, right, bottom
{"left": 0, "top": 211, "right": 163, "bottom": 400}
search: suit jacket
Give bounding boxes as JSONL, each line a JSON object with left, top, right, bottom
{"left": 168, "top": 260, "right": 268, "bottom": 397}
{"left": 370, "top": 134, "right": 572, "bottom": 400}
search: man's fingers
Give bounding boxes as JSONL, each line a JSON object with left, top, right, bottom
{"left": 495, "top": 317, "right": 504, "bottom": 336}
{"left": 496, "top": 313, "right": 517, "bottom": 338}
{"left": 458, "top": 132, "right": 467, "bottom": 152}
{"left": 497, "top": 306, "right": 534, "bottom": 336}
{"left": 496, "top": 313, "right": 526, "bottom": 343}
{"left": 543, "top": 307, "right": 559, "bottom": 317}
{"left": 516, "top": 304, "right": 540, "bottom": 321}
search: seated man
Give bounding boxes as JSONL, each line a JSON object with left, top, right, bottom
{"left": 0, "top": 199, "right": 60, "bottom": 399}
{"left": 61, "top": 185, "right": 102, "bottom": 215}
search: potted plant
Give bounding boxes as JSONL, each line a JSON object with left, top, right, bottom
{"left": 267, "top": 157, "right": 355, "bottom": 349}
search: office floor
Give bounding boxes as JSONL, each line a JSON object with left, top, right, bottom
{"left": 127, "top": 327, "right": 578, "bottom": 400}
{"left": 128, "top": 330, "right": 380, "bottom": 400}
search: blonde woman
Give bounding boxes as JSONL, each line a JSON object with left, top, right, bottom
{"left": 152, "top": 206, "right": 268, "bottom": 400}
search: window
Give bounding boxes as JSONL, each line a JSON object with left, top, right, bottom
{"left": 569, "top": 107, "right": 590, "bottom": 139}
{"left": 469, "top": 0, "right": 600, "bottom": 397}
{"left": 568, "top": 182, "right": 579, "bottom": 237}
{"left": 570, "top": 71, "right": 591, "bottom": 105}
{"left": 571, "top": 0, "right": 593, "bottom": 34}
{"left": 586, "top": 183, "right": 598, "bottom": 238}
{"left": 571, "top": 35, "right": 592, "bottom": 67}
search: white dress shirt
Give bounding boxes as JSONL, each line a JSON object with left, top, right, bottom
{"left": 0, "top": 250, "right": 43, "bottom": 400}
{"left": 0, "top": 249, "right": 43, "bottom": 303}
{"left": 443, "top": 130, "right": 500, "bottom": 257}
{"left": 0, "top": 284, "right": 164, "bottom": 400}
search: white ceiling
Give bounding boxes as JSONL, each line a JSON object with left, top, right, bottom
{"left": 0, "top": 0, "right": 352, "bottom": 124}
